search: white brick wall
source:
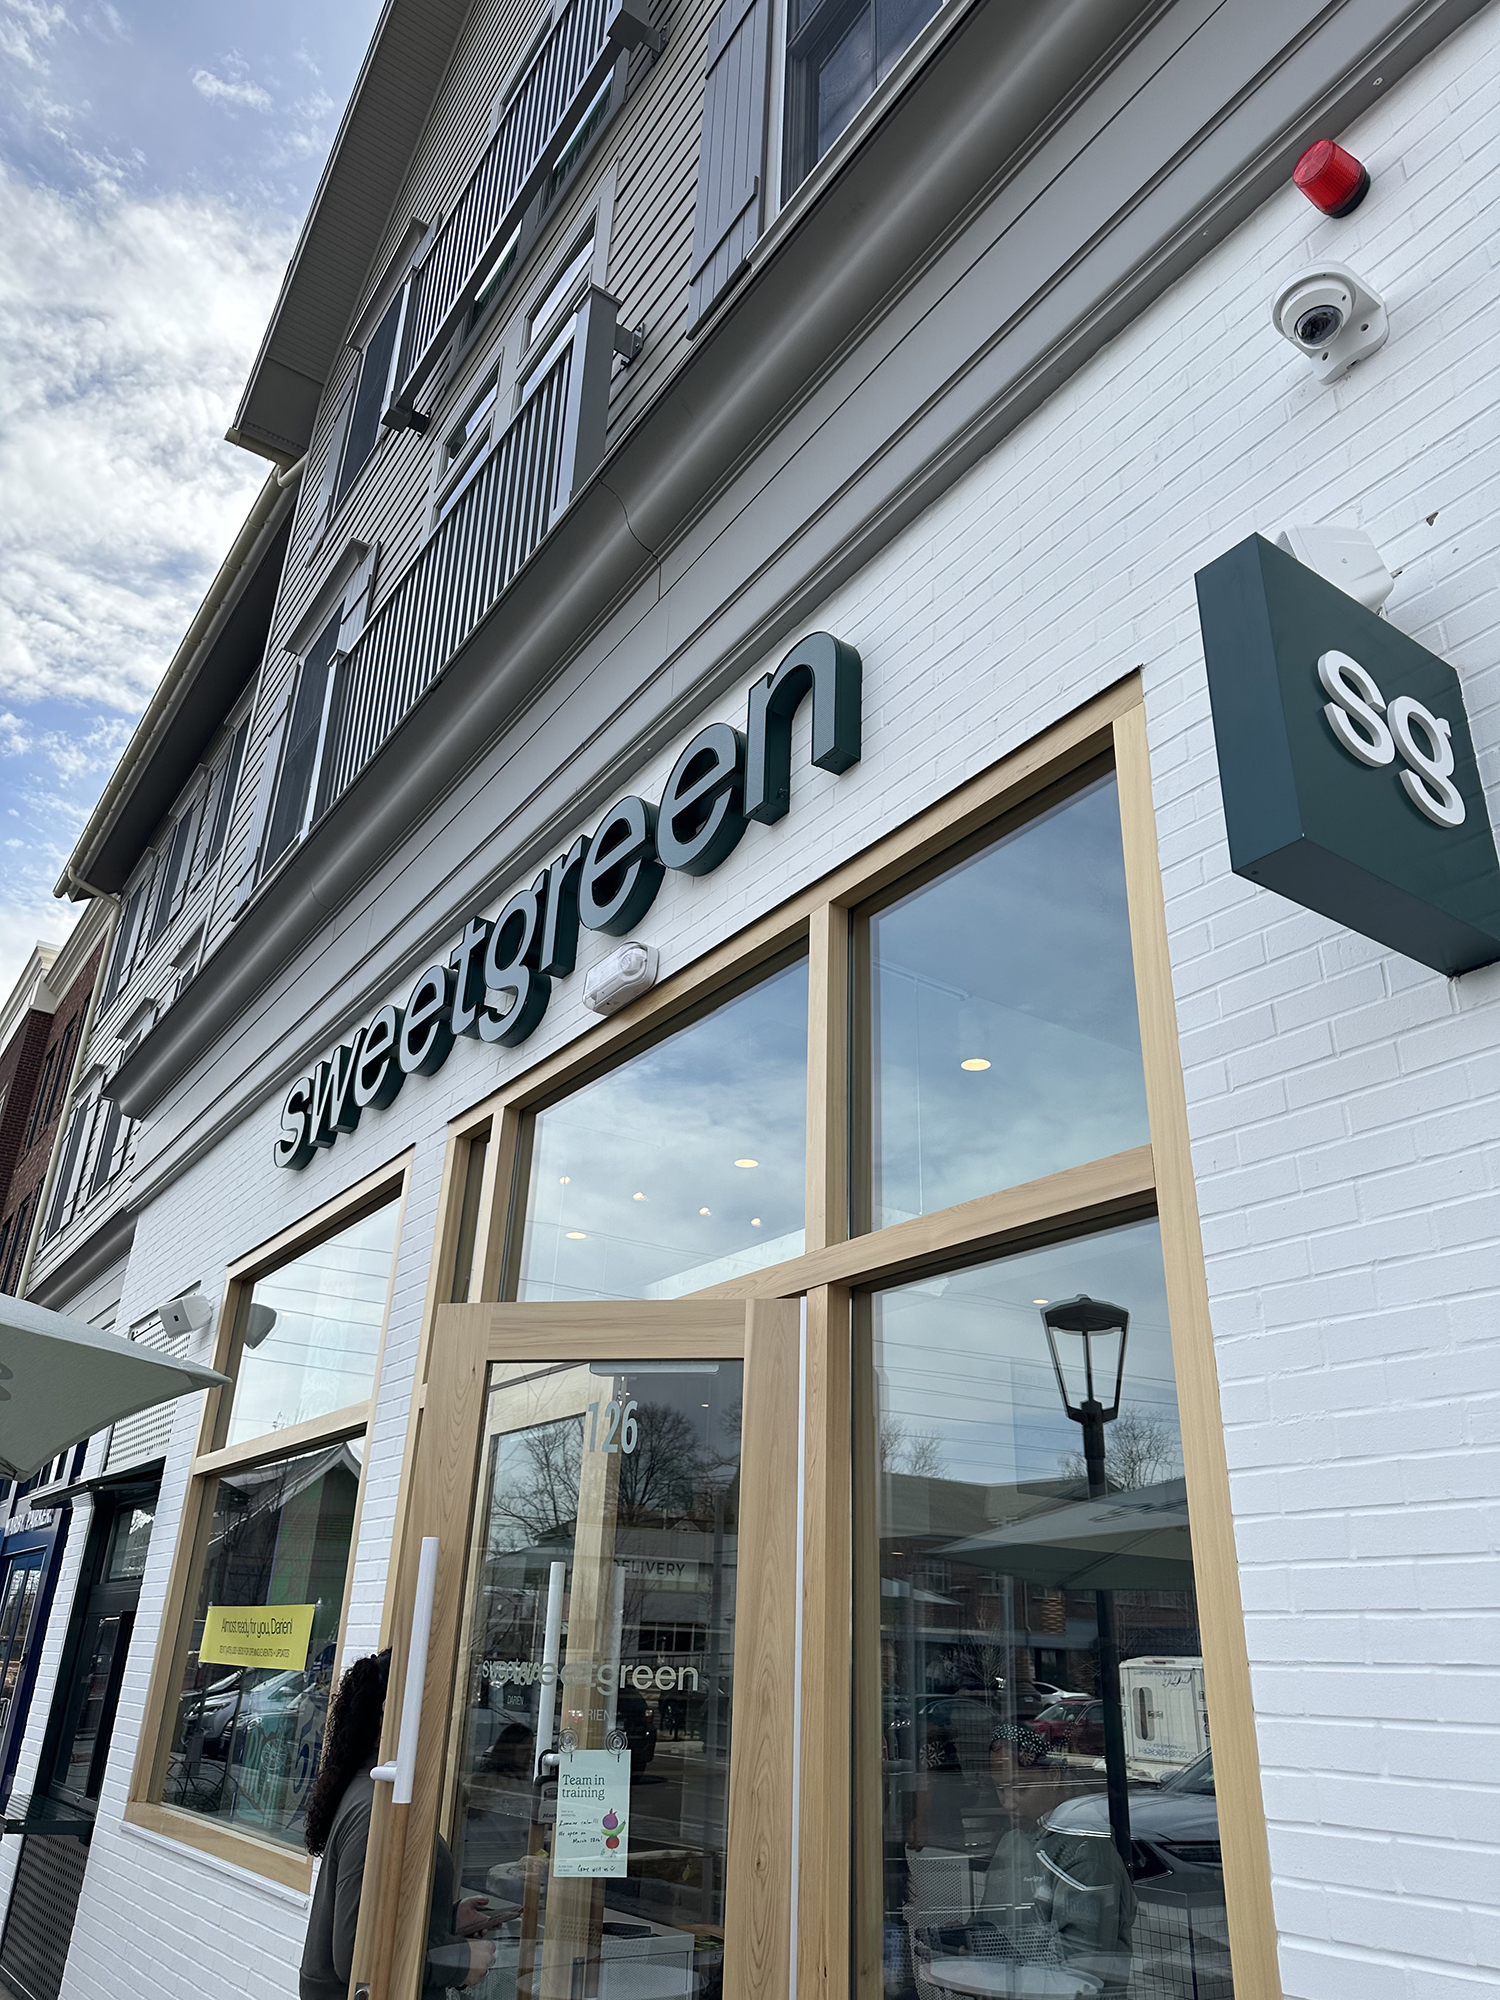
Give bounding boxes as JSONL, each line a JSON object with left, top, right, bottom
{"left": 40, "top": 7, "right": 1500, "bottom": 1996}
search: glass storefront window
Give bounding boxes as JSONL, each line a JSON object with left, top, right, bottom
{"left": 444, "top": 1358, "right": 743, "bottom": 1997}
{"left": 107, "top": 1504, "right": 155, "bottom": 1582}
{"left": 0, "top": 1558, "right": 41, "bottom": 1744}
{"left": 161, "top": 1441, "right": 360, "bottom": 1849}
{"left": 517, "top": 959, "right": 807, "bottom": 1300}
{"left": 863, "top": 1220, "right": 1232, "bottom": 1997}
{"left": 228, "top": 1200, "right": 399, "bottom": 1447}
{"left": 861, "top": 773, "right": 1149, "bottom": 1231}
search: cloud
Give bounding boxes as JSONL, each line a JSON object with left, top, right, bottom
{"left": 0, "top": 0, "right": 71, "bottom": 73}
{"left": 191, "top": 65, "right": 272, "bottom": 112}
{"left": 275, "top": 87, "right": 338, "bottom": 162}
{"left": 0, "top": 162, "right": 295, "bottom": 713}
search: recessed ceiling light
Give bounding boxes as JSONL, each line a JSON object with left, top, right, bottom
{"left": 566, "top": 1230, "right": 586, "bottom": 1240}
{"left": 632, "top": 1191, "right": 646, "bottom": 1201}
{"left": 960, "top": 1058, "right": 991, "bottom": 1072}
{"left": 699, "top": 1206, "right": 711, "bottom": 1216}
{"left": 559, "top": 1174, "right": 571, "bottom": 1184}
{"left": 734, "top": 1158, "right": 758, "bottom": 1168}
{"left": 750, "top": 1217, "right": 761, "bottom": 1227}
{"left": 1032, "top": 1298, "right": 1048, "bottom": 1305}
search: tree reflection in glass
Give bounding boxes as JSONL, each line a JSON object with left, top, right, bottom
{"left": 450, "top": 1360, "right": 744, "bottom": 1999}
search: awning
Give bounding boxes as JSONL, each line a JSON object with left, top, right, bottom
{"left": 0, "top": 1294, "right": 229, "bottom": 1482}
{"left": 941, "top": 1478, "right": 1195, "bottom": 1594}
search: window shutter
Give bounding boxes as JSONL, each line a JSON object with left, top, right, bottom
{"left": 232, "top": 693, "right": 292, "bottom": 913}
{"left": 42, "top": 1105, "right": 87, "bottom": 1240}
{"left": 312, "top": 381, "right": 357, "bottom": 528}
{"left": 100, "top": 879, "right": 146, "bottom": 1014}
{"left": 203, "top": 716, "right": 249, "bottom": 870}
{"left": 687, "top": 0, "right": 771, "bottom": 331}
{"left": 146, "top": 810, "right": 194, "bottom": 950}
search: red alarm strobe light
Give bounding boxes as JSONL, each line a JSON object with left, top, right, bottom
{"left": 1293, "top": 139, "right": 1370, "bottom": 217}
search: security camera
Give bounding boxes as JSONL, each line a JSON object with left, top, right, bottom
{"left": 1272, "top": 265, "right": 1387, "bottom": 383}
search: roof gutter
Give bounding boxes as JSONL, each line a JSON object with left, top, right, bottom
{"left": 57, "top": 458, "right": 306, "bottom": 902}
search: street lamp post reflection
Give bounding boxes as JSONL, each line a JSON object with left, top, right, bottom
{"left": 1040, "top": 1294, "right": 1133, "bottom": 1876}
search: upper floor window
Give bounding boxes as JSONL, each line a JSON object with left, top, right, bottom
{"left": 0, "top": 1195, "right": 32, "bottom": 1293}
{"left": 437, "top": 369, "right": 502, "bottom": 521}
{"left": 96, "top": 718, "right": 246, "bottom": 1020}
{"left": 262, "top": 615, "right": 342, "bottom": 871}
{"left": 98, "top": 871, "right": 151, "bottom": 1017}
{"left": 333, "top": 290, "right": 405, "bottom": 512}
{"left": 783, "top": 0, "right": 941, "bottom": 190}
{"left": 24, "top": 1042, "right": 60, "bottom": 1150}
{"left": 525, "top": 227, "right": 595, "bottom": 352}
{"left": 469, "top": 228, "right": 521, "bottom": 334}
{"left": 145, "top": 797, "right": 200, "bottom": 952}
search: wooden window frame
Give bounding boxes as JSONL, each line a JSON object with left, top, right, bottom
{"left": 371, "top": 675, "right": 1278, "bottom": 1995}
{"left": 124, "top": 1151, "right": 414, "bottom": 1890}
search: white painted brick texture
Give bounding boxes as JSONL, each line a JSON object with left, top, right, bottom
{"left": 43, "top": 8, "right": 1500, "bottom": 1997}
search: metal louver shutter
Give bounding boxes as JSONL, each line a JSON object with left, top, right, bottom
{"left": 104, "top": 1315, "right": 188, "bottom": 1473}
{"left": 687, "top": 0, "right": 771, "bottom": 331}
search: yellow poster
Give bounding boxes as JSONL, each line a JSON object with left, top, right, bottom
{"left": 199, "top": 1603, "right": 316, "bottom": 1670}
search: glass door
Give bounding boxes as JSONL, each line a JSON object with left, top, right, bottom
{"left": 50, "top": 1500, "right": 156, "bottom": 1810}
{"left": 354, "top": 1298, "right": 799, "bottom": 2000}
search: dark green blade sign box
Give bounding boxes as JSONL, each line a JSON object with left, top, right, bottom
{"left": 1195, "top": 534, "right": 1500, "bottom": 976}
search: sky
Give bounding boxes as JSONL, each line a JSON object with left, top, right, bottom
{"left": 0, "top": 0, "right": 381, "bottom": 995}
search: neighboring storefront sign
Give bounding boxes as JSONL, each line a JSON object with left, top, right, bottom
{"left": 1197, "top": 535, "right": 1500, "bottom": 974}
{"left": 2, "top": 1509, "right": 55, "bottom": 1539}
{"left": 553, "top": 1744, "right": 631, "bottom": 1877}
{"left": 199, "top": 1602, "right": 316, "bottom": 1669}
{"left": 275, "top": 632, "right": 862, "bottom": 1168}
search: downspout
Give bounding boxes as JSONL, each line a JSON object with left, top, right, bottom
{"left": 14, "top": 900, "right": 120, "bottom": 1300}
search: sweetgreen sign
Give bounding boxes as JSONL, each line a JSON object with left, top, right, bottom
{"left": 1196, "top": 535, "right": 1500, "bottom": 975}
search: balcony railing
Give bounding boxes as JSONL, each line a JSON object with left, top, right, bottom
{"left": 320, "top": 289, "right": 621, "bottom": 808}
{"left": 387, "top": 0, "right": 657, "bottom": 422}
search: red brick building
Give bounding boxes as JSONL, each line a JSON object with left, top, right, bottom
{"left": 0, "top": 914, "right": 108, "bottom": 1296}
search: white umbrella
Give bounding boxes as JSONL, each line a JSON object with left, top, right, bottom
{"left": 940, "top": 1479, "right": 1194, "bottom": 1593}
{"left": 0, "top": 1292, "right": 229, "bottom": 1480}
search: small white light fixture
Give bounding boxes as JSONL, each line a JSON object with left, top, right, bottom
{"left": 734, "top": 1158, "right": 758, "bottom": 1168}
{"left": 750, "top": 1217, "right": 762, "bottom": 1227}
{"left": 632, "top": 1191, "right": 647, "bottom": 1201}
{"left": 566, "top": 1231, "right": 587, "bottom": 1240}
{"left": 960, "top": 1058, "right": 991, "bottom": 1072}
{"left": 699, "top": 1207, "right": 711, "bottom": 1216}
{"left": 1276, "top": 523, "right": 1394, "bottom": 613}
{"left": 559, "top": 1175, "right": 571, "bottom": 1185}
{"left": 583, "top": 941, "right": 660, "bottom": 1016}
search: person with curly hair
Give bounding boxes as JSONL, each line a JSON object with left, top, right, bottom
{"left": 300, "top": 1650, "right": 500, "bottom": 1998}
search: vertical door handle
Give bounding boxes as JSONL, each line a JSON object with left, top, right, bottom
{"left": 371, "top": 1535, "right": 439, "bottom": 1805}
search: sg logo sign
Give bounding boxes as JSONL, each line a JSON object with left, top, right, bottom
{"left": 1318, "top": 650, "right": 1466, "bottom": 829}
{"left": 1197, "top": 533, "right": 1500, "bottom": 977}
